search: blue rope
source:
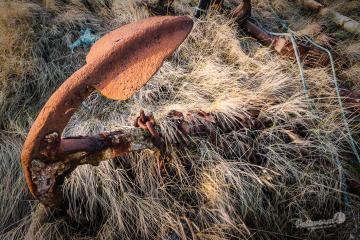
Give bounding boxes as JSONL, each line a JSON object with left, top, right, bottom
{"left": 68, "top": 28, "right": 99, "bottom": 52}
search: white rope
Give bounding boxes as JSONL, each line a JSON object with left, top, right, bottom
{"left": 250, "top": 17, "right": 352, "bottom": 205}
{"left": 304, "top": 36, "right": 360, "bottom": 164}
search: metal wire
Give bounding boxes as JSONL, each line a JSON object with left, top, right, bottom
{"left": 304, "top": 36, "right": 360, "bottom": 164}
{"left": 266, "top": 2, "right": 360, "bottom": 206}
{"left": 250, "top": 13, "right": 354, "bottom": 206}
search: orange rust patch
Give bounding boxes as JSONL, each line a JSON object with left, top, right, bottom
{"left": 88, "top": 16, "right": 193, "bottom": 100}
{"left": 21, "top": 16, "right": 193, "bottom": 201}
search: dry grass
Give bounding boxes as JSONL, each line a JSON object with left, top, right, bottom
{"left": 0, "top": 0, "right": 359, "bottom": 239}
{"left": 0, "top": 1, "right": 37, "bottom": 129}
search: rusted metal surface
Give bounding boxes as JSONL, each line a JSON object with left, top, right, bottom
{"left": 86, "top": 16, "right": 193, "bottom": 100}
{"left": 160, "top": 108, "right": 262, "bottom": 147}
{"left": 231, "top": 0, "right": 329, "bottom": 67}
{"left": 194, "top": 0, "right": 212, "bottom": 18}
{"left": 231, "top": 0, "right": 251, "bottom": 22}
{"left": 30, "top": 128, "right": 154, "bottom": 208}
{"left": 241, "top": 20, "right": 276, "bottom": 46}
{"left": 143, "top": 0, "right": 176, "bottom": 16}
{"left": 21, "top": 16, "right": 193, "bottom": 209}
{"left": 195, "top": 0, "right": 223, "bottom": 18}
{"left": 132, "top": 108, "right": 264, "bottom": 171}
{"left": 135, "top": 110, "right": 162, "bottom": 143}
{"left": 240, "top": 20, "right": 329, "bottom": 67}
{"left": 134, "top": 110, "right": 166, "bottom": 171}
{"left": 177, "top": 0, "right": 328, "bottom": 67}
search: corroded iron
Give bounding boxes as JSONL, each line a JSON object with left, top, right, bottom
{"left": 240, "top": 20, "right": 329, "bottom": 67}
{"left": 21, "top": 16, "right": 193, "bottom": 209}
{"left": 232, "top": 0, "right": 329, "bottom": 67}
{"left": 135, "top": 110, "right": 160, "bottom": 140}
{"left": 194, "top": 0, "right": 223, "bottom": 18}
{"left": 143, "top": 0, "right": 176, "bottom": 16}
{"left": 132, "top": 108, "right": 264, "bottom": 171}
{"left": 29, "top": 129, "right": 152, "bottom": 208}
{"left": 187, "top": 0, "right": 329, "bottom": 67}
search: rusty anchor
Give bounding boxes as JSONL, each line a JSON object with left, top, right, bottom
{"left": 21, "top": 16, "right": 193, "bottom": 209}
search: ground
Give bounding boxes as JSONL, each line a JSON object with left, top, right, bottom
{"left": 0, "top": 0, "right": 359, "bottom": 239}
